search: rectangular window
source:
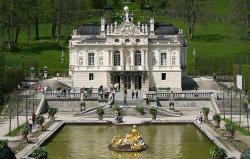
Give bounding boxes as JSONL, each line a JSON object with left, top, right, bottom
{"left": 88, "top": 53, "right": 94, "bottom": 66}
{"left": 161, "top": 53, "right": 167, "bottom": 65}
{"left": 89, "top": 73, "right": 94, "bottom": 80}
{"left": 162, "top": 73, "right": 166, "bottom": 80}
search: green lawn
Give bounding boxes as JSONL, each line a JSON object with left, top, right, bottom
{"left": 1, "top": 0, "right": 250, "bottom": 76}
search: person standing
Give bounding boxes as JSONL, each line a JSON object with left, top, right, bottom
{"left": 123, "top": 94, "right": 128, "bottom": 106}
{"left": 123, "top": 88, "right": 128, "bottom": 106}
{"left": 28, "top": 119, "right": 33, "bottom": 133}
{"left": 135, "top": 89, "right": 138, "bottom": 99}
{"left": 131, "top": 89, "right": 135, "bottom": 99}
{"left": 32, "top": 112, "right": 36, "bottom": 127}
{"left": 198, "top": 111, "right": 203, "bottom": 124}
{"left": 112, "top": 88, "right": 116, "bottom": 105}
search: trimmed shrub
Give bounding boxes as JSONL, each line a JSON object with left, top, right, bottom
{"left": 31, "top": 147, "right": 48, "bottom": 159}
{"left": 21, "top": 124, "right": 29, "bottom": 143}
{"left": 112, "top": 105, "right": 122, "bottom": 113}
{"left": 48, "top": 107, "right": 58, "bottom": 120}
{"left": 36, "top": 115, "right": 45, "bottom": 131}
{"left": 225, "top": 120, "right": 238, "bottom": 139}
{"left": 0, "top": 140, "right": 16, "bottom": 159}
{"left": 135, "top": 105, "right": 145, "bottom": 115}
{"left": 149, "top": 107, "right": 157, "bottom": 120}
{"left": 202, "top": 107, "right": 210, "bottom": 120}
{"left": 210, "top": 146, "right": 226, "bottom": 159}
{"left": 241, "top": 148, "right": 250, "bottom": 159}
{"left": 213, "top": 114, "right": 221, "bottom": 128}
{"left": 96, "top": 107, "right": 105, "bottom": 120}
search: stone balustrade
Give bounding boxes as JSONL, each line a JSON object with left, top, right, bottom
{"left": 146, "top": 91, "right": 213, "bottom": 100}
{"left": 44, "top": 92, "right": 99, "bottom": 100}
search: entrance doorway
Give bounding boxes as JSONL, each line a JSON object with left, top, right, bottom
{"left": 135, "top": 75, "right": 142, "bottom": 89}
{"left": 113, "top": 74, "right": 120, "bottom": 89}
{"left": 124, "top": 75, "right": 131, "bottom": 89}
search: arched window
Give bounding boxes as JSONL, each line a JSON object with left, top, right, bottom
{"left": 79, "top": 57, "right": 83, "bottom": 65}
{"left": 134, "top": 50, "right": 141, "bottom": 66}
{"left": 114, "top": 50, "right": 120, "bottom": 66}
{"left": 172, "top": 57, "right": 176, "bottom": 65}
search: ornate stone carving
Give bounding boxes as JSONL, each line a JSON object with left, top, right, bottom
{"left": 112, "top": 22, "right": 143, "bottom": 36}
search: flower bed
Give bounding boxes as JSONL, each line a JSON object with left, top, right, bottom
{"left": 13, "top": 120, "right": 55, "bottom": 154}
{"left": 207, "top": 120, "right": 248, "bottom": 152}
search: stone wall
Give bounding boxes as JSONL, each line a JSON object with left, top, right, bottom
{"left": 149, "top": 71, "right": 182, "bottom": 90}
{"left": 73, "top": 71, "right": 108, "bottom": 88}
{"left": 158, "top": 100, "right": 212, "bottom": 110}
{"left": 46, "top": 100, "right": 99, "bottom": 112}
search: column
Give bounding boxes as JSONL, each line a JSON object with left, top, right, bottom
{"left": 121, "top": 50, "right": 124, "bottom": 67}
{"left": 158, "top": 50, "right": 161, "bottom": 66}
{"left": 141, "top": 50, "right": 145, "bottom": 66}
{"left": 131, "top": 73, "right": 135, "bottom": 90}
{"left": 96, "top": 51, "right": 99, "bottom": 66}
{"left": 145, "top": 50, "right": 148, "bottom": 66}
{"left": 130, "top": 49, "right": 134, "bottom": 67}
{"left": 107, "top": 72, "right": 111, "bottom": 88}
{"left": 110, "top": 50, "right": 113, "bottom": 66}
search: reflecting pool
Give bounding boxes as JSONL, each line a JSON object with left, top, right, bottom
{"left": 45, "top": 124, "right": 214, "bottom": 159}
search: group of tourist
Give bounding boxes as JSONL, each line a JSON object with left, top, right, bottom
{"left": 123, "top": 88, "right": 139, "bottom": 106}
{"left": 195, "top": 111, "right": 203, "bottom": 124}
{"left": 28, "top": 112, "right": 36, "bottom": 133}
{"left": 131, "top": 88, "right": 139, "bottom": 99}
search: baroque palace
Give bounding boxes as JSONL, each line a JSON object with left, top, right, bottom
{"left": 69, "top": 6, "right": 187, "bottom": 93}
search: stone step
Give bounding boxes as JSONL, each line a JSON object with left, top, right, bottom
{"left": 114, "top": 99, "right": 143, "bottom": 106}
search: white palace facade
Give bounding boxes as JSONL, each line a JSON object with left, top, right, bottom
{"left": 69, "top": 6, "right": 187, "bottom": 93}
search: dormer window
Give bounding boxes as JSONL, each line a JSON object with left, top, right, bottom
{"left": 125, "top": 39, "right": 130, "bottom": 42}
{"left": 115, "top": 39, "right": 119, "bottom": 42}
{"left": 136, "top": 39, "right": 140, "bottom": 42}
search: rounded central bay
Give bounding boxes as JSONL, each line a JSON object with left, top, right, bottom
{"left": 45, "top": 124, "right": 214, "bottom": 159}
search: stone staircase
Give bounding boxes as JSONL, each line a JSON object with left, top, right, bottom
{"left": 18, "top": 97, "right": 41, "bottom": 116}
{"left": 215, "top": 97, "right": 243, "bottom": 115}
{"left": 114, "top": 89, "right": 143, "bottom": 106}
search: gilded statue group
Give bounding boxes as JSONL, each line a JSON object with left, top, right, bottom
{"left": 109, "top": 125, "right": 148, "bottom": 152}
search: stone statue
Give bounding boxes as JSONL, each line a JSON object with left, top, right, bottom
{"left": 125, "top": 56, "right": 131, "bottom": 71}
{"left": 124, "top": 6, "right": 129, "bottom": 22}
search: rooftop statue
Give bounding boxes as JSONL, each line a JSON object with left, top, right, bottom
{"left": 108, "top": 125, "right": 148, "bottom": 152}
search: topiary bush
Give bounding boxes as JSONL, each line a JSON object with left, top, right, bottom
{"left": 0, "top": 140, "right": 8, "bottom": 149}
{"left": 96, "top": 107, "right": 105, "bottom": 120}
{"left": 241, "top": 148, "right": 250, "bottom": 159}
{"left": 202, "top": 107, "right": 210, "bottom": 121}
{"left": 210, "top": 146, "right": 226, "bottom": 159}
{"left": 213, "top": 114, "right": 221, "bottom": 128}
{"left": 149, "top": 107, "right": 157, "bottom": 120}
{"left": 0, "top": 140, "right": 16, "bottom": 159}
{"left": 36, "top": 115, "right": 45, "bottom": 131}
{"left": 225, "top": 120, "right": 238, "bottom": 139}
{"left": 112, "top": 105, "right": 122, "bottom": 114}
{"left": 21, "top": 124, "right": 30, "bottom": 143}
{"left": 135, "top": 105, "right": 145, "bottom": 115}
{"left": 31, "top": 147, "right": 48, "bottom": 159}
{"left": 48, "top": 107, "right": 58, "bottom": 120}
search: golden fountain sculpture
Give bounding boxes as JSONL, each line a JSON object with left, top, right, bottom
{"left": 108, "top": 125, "right": 148, "bottom": 152}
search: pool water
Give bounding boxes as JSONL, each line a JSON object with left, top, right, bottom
{"left": 45, "top": 124, "right": 215, "bottom": 159}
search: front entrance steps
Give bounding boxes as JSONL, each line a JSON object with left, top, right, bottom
{"left": 77, "top": 105, "right": 182, "bottom": 117}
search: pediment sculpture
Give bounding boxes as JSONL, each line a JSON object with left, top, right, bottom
{"left": 112, "top": 22, "right": 143, "bottom": 36}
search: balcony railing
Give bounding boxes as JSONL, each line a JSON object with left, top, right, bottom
{"left": 146, "top": 91, "right": 213, "bottom": 100}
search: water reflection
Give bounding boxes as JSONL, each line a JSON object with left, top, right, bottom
{"left": 112, "top": 151, "right": 143, "bottom": 159}
{"left": 46, "top": 125, "right": 214, "bottom": 159}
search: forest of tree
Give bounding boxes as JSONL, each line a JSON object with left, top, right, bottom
{"left": 0, "top": 0, "right": 250, "bottom": 110}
